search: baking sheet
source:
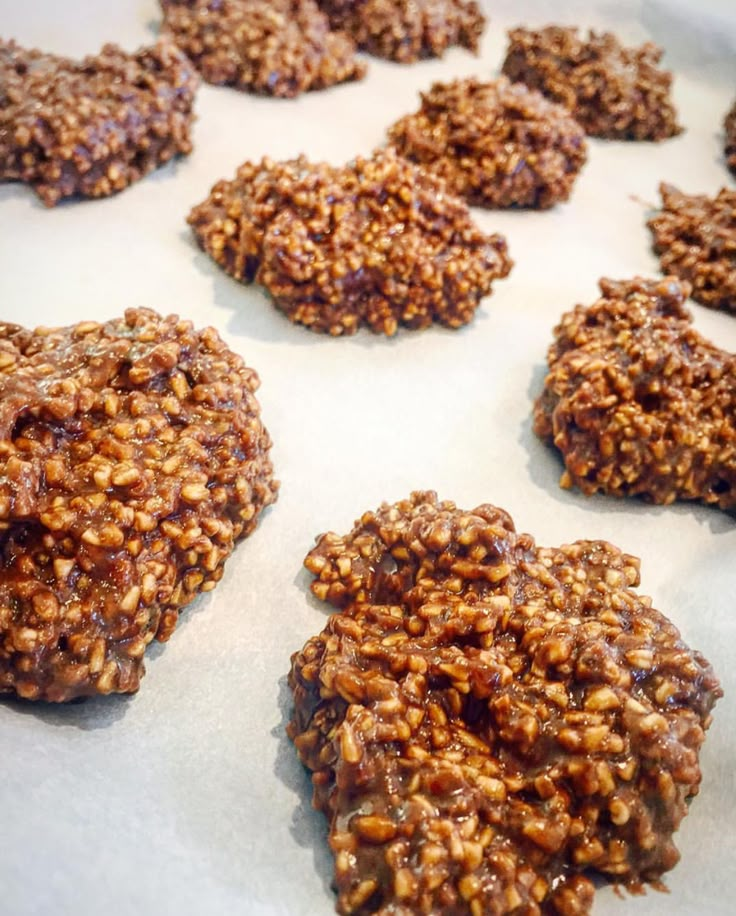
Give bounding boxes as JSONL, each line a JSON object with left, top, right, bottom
{"left": 0, "top": 1, "right": 735, "bottom": 913}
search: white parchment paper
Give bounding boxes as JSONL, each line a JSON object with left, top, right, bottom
{"left": 0, "top": 2, "right": 734, "bottom": 914}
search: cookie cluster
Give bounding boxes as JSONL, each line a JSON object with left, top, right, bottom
{"left": 0, "top": 310, "right": 277, "bottom": 700}
{"left": 289, "top": 491, "right": 721, "bottom": 915}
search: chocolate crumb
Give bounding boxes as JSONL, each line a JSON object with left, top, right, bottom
{"left": 387, "top": 76, "right": 588, "bottom": 209}
{"left": 726, "top": 99, "right": 736, "bottom": 176}
{"left": 0, "top": 309, "right": 278, "bottom": 701}
{"left": 188, "top": 149, "right": 512, "bottom": 335}
{"left": 0, "top": 38, "right": 197, "bottom": 206}
{"left": 534, "top": 276, "right": 735, "bottom": 511}
{"left": 288, "top": 491, "right": 721, "bottom": 915}
{"left": 502, "top": 27, "right": 681, "bottom": 141}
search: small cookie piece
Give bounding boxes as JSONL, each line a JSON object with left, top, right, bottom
{"left": 0, "top": 39, "right": 197, "bottom": 206}
{"left": 188, "top": 149, "right": 512, "bottom": 335}
{"left": 288, "top": 491, "right": 721, "bottom": 916}
{"left": 0, "top": 309, "right": 278, "bottom": 701}
{"left": 316, "top": 0, "right": 485, "bottom": 63}
{"left": 648, "top": 183, "right": 736, "bottom": 313}
{"left": 160, "top": 0, "right": 365, "bottom": 97}
{"left": 501, "top": 26, "right": 681, "bottom": 141}
{"left": 387, "top": 76, "right": 588, "bottom": 209}
{"left": 726, "top": 99, "right": 736, "bottom": 176}
{"left": 534, "top": 277, "right": 735, "bottom": 510}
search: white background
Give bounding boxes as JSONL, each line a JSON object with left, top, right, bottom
{"left": 0, "top": 2, "right": 735, "bottom": 914}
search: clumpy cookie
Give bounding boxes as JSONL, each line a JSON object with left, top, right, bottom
{"left": 0, "top": 309, "right": 277, "bottom": 701}
{"left": 648, "top": 183, "right": 736, "bottom": 313}
{"left": 188, "top": 149, "right": 512, "bottom": 335}
{"left": 726, "top": 99, "right": 736, "bottom": 175}
{"left": 316, "top": 0, "right": 484, "bottom": 63}
{"left": 288, "top": 491, "right": 721, "bottom": 915}
{"left": 501, "top": 27, "right": 681, "bottom": 141}
{"left": 160, "top": 0, "right": 365, "bottom": 97}
{"left": 534, "top": 277, "right": 735, "bottom": 511}
{"left": 387, "top": 76, "right": 588, "bottom": 209}
{"left": 0, "top": 39, "right": 197, "bottom": 206}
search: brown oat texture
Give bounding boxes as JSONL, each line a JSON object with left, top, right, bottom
{"left": 316, "top": 0, "right": 485, "bottom": 63}
{"left": 501, "top": 26, "right": 682, "bottom": 141}
{"left": 188, "top": 149, "right": 512, "bottom": 336}
{"left": 0, "top": 38, "right": 197, "bottom": 207}
{"left": 160, "top": 0, "right": 365, "bottom": 97}
{"left": 288, "top": 491, "right": 721, "bottom": 915}
{"left": 387, "top": 76, "right": 588, "bottom": 209}
{"left": 0, "top": 309, "right": 278, "bottom": 702}
{"left": 534, "top": 276, "right": 736, "bottom": 511}
{"left": 648, "top": 183, "right": 736, "bottom": 313}
{"left": 726, "top": 98, "right": 736, "bottom": 176}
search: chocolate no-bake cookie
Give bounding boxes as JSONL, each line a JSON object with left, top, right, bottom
{"left": 316, "top": 0, "right": 484, "bottom": 63}
{"left": 534, "top": 277, "right": 735, "bottom": 511}
{"left": 0, "top": 309, "right": 277, "bottom": 701}
{"left": 0, "top": 39, "right": 197, "bottom": 206}
{"left": 501, "top": 27, "right": 681, "bottom": 141}
{"left": 188, "top": 149, "right": 512, "bottom": 335}
{"left": 288, "top": 491, "right": 721, "bottom": 915}
{"left": 387, "top": 76, "right": 588, "bottom": 209}
{"left": 726, "top": 99, "right": 736, "bottom": 176}
{"left": 648, "top": 183, "right": 736, "bottom": 313}
{"left": 160, "top": 0, "right": 365, "bottom": 97}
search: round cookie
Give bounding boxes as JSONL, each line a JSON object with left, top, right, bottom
{"left": 316, "top": 0, "right": 485, "bottom": 63}
{"left": 0, "top": 39, "right": 197, "bottom": 206}
{"left": 648, "top": 183, "right": 736, "bottom": 313}
{"left": 188, "top": 149, "right": 512, "bottom": 335}
{"left": 0, "top": 309, "right": 278, "bottom": 701}
{"left": 501, "top": 27, "right": 681, "bottom": 141}
{"left": 160, "top": 0, "right": 365, "bottom": 97}
{"left": 534, "top": 276, "right": 735, "bottom": 510}
{"left": 289, "top": 491, "right": 720, "bottom": 915}
{"left": 387, "top": 76, "right": 588, "bottom": 209}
